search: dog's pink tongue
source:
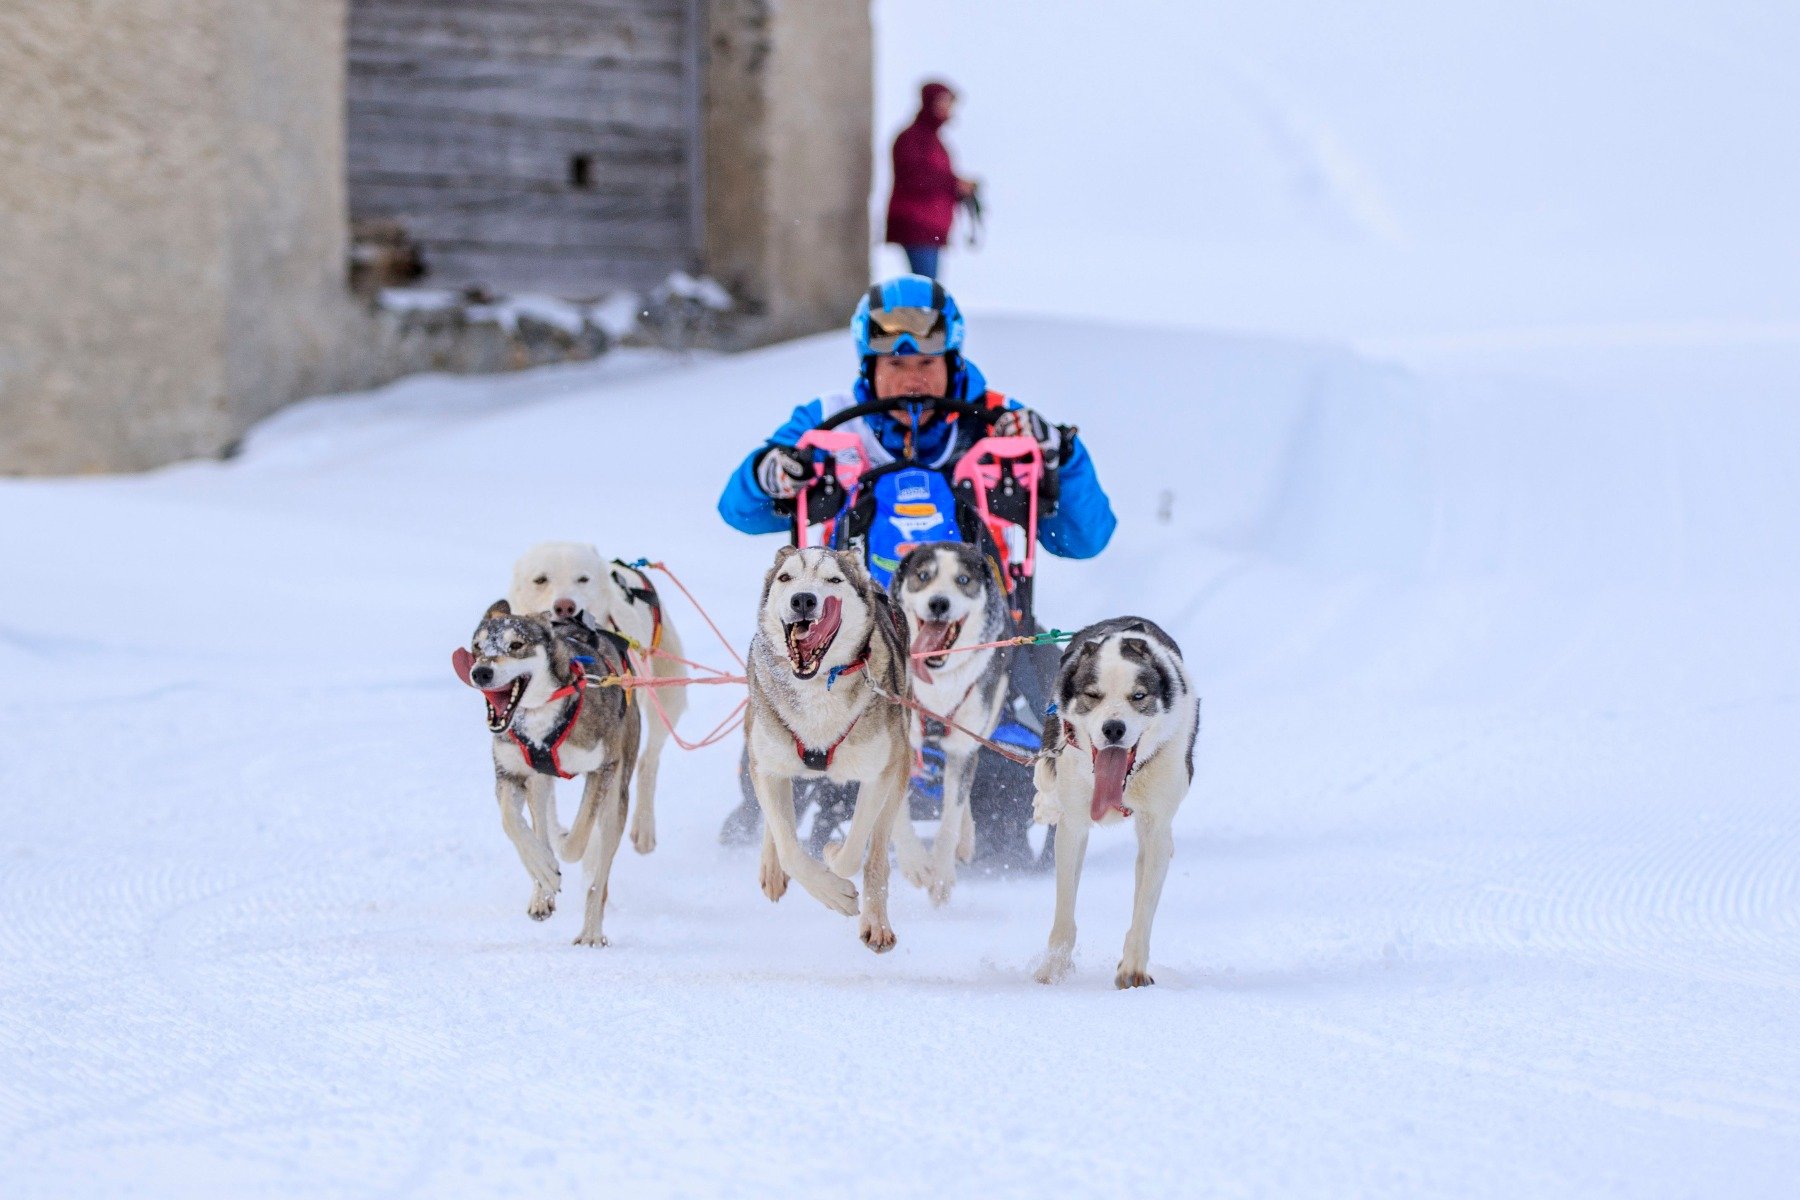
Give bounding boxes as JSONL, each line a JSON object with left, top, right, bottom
{"left": 796, "top": 595, "right": 842, "bottom": 656}
{"left": 1091, "top": 746, "right": 1135, "bottom": 821}
{"left": 451, "top": 647, "right": 475, "bottom": 686}
{"left": 911, "top": 620, "right": 955, "bottom": 681}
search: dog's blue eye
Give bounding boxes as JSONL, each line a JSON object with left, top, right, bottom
{"left": 956, "top": 575, "right": 969, "bottom": 585}
{"left": 1132, "top": 691, "right": 1147, "bottom": 701}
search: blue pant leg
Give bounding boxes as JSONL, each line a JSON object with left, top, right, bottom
{"left": 903, "top": 244, "right": 941, "bottom": 279}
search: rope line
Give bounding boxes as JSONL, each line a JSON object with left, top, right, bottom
{"left": 908, "top": 628, "right": 1077, "bottom": 660}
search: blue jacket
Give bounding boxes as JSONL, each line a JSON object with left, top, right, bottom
{"left": 717, "top": 357, "right": 1116, "bottom": 559}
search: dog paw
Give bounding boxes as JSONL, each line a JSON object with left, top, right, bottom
{"left": 1034, "top": 950, "right": 1073, "bottom": 985}
{"left": 859, "top": 913, "right": 896, "bottom": 953}
{"left": 631, "top": 823, "right": 656, "bottom": 855}
{"left": 1032, "top": 794, "right": 1062, "bottom": 826}
{"left": 573, "top": 931, "right": 610, "bottom": 948}
{"left": 1114, "top": 965, "right": 1155, "bottom": 989}
{"left": 759, "top": 860, "right": 789, "bottom": 903}
{"left": 527, "top": 886, "right": 557, "bottom": 921}
{"left": 927, "top": 874, "right": 955, "bottom": 908}
{"left": 809, "top": 872, "right": 860, "bottom": 916}
{"left": 899, "top": 857, "right": 935, "bottom": 890}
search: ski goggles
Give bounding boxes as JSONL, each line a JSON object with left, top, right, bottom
{"left": 866, "top": 306, "right": 949, "bottom": 355}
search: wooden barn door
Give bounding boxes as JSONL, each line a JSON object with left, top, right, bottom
{"left": 347, "top": 0, "right": 704, "bottom": 295}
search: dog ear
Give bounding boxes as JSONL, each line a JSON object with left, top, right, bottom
{"left": 1118, "top": 636, "right": 1152, "bottom": 664}
{"left": 866, "top": 589, "right": 911, "bottom": 698}
{"left": 544, "top": 620, "right": 574, "bottom": 679}
{"left": 1058, "top": 638, "right": 1100, "bottom": 707}
{"left": 485, "top": 598, "right": 512, "bottom": 620}
{"left": 761, "top": 545, "right": 800, "bottom": 606}
{"left": 834, "top": 547, "right": 871, "bottom": 591}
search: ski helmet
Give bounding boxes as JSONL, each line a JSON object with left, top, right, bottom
{"left": 852, "top": 275, "right": 965, "bottom": 361}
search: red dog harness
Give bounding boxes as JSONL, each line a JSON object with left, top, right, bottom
{"left": 794, "top": 656, "right": 869, "bottom": 770}
{"left": 508, "top": 664, "right": 589, "bottom": 780}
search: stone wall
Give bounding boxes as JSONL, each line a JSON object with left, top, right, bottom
{"left": 0, "top": 0, "right": 871, "bottom": 475}
{"left": 0, "top": 0, "right": 365, "bottom": 474}
{"left": 705, "top": 0, "right": 872, "bottom": 344}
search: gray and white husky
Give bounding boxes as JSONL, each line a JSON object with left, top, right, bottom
{"left": 1032, "top": 617, "right": 1199, "bottom": 988}
{"left": 744, "top": 545, "right": 913, "bottom": 952}
{"left": 459, "top": 600, "right": 643, "bottom": 947}
{"left": 508, "top": 541, "right": 686, "bottom": 855}
{"left": 888, "top": 542, "right": 1011, "bottom": 904}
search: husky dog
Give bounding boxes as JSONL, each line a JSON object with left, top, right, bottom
{"left": 744, "top": 545, "right": 913, "bottom": 952}
{"left": 456, "top": 601, "right": 642, "bottom": 946}
{"left": 1032, "top": 617, "right": 1199, "bottom": 988}
{"left": 509, "top": 541, "right": 686, "bottom": 855}
{"left": 887, "top": 542, "right": 1011, "bottom": 904}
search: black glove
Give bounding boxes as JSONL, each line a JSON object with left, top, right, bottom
{"left": 755, "top": 445, "right": 810, "bottom": 499}
{"left": 992, "top": 407, "right": 1062, "bottom": 461}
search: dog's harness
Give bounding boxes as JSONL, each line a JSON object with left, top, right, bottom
{"left": 609, "top": 560, "right": 664, "bottom": 652}
{"left": 918, "top": 673, "right": 984, "bottom": 743}
{"left": 794, "top": 652, "right": 870, "bottom": 771}
{"left": 508, "top": 662, "right": 589, "bottom": 780}
{"left": 504, "top": 627, "right": 635, "bottom": 780}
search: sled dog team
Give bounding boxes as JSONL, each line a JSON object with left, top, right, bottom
{"left": 457, "top": 541, "right": 1199, "bottom": 988}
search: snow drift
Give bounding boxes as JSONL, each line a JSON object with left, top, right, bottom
{"left": 3, "top": 315, "right": 1796, "bottom": 1196}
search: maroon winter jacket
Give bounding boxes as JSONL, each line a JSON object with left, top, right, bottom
{"left": 885, "top": 83, "right": 960, "bottom": 247}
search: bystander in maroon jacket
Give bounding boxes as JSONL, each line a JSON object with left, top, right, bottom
{"left": 885, "top": 82, "right": 967, "bottom": 276}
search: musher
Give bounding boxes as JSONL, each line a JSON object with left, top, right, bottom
{"left": 715, "top": 275, "right": 1117, "bottom": 868}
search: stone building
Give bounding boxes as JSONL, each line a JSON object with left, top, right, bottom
{"left": 0, "top": 0, "right": 871, "bottom": 475}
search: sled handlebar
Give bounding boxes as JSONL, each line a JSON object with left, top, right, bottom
{"left": 811, "top": 394, "right": 1002, "bottom": 438}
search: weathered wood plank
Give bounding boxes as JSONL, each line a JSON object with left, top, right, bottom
{"left": 347, "top": 141, "right": 684, "bottom": 186}
{"left": 353, "top": 180, "right": 688, "bottom": 225}
{"left": 423, "top": 246, "right": 683, "bottom": 294}
{"left": 347, "top": 77, "right": 687, "bottom": 131}
{"left": 351, "top": 1, "right": 686, "bottom": 62}
{"left": 345, "top": 0, "right": 700, "bottom": 292}
{"left": 346, "top": 111, "right": 686, "bottom": 164}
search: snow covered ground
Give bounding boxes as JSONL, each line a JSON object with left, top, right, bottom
{"left": 5, "top": 2, "right": 1797, "bottom": 1192}
{"left": 874, "top": 0, "right": 1800, "bottom": 347}
{"left": 4, "top": 313, "right": 1798, "bottom": 1195}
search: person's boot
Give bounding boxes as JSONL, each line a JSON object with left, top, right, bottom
{"left": 803, "top": 779, "right": 860, "bottom": 857}
{"left": 967, "top": 744, "right": 1051, "bottom": 874}
{"left": 720, "top": 746, "right": 773, "bottom": 846}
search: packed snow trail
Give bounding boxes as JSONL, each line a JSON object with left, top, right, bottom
{"left": 2, "top": 321, "right": 1797, "bottom": 1197}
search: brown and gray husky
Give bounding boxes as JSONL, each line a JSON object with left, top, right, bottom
{"left": 744, "top": 546, "right": 913, "bottom": 952}
{"left": 457, "top": 600, "right": 642, "bottom": 946}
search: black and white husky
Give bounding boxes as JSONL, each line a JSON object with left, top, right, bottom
{"left": 509, "top": 541, "right": 686, "bottom": 855}
{"left": 888, "top": 542, "right": 1012, "bottom": 904}
{"left": 1033, "top": 617, "right": 1199, "bottom": 988}
{"left": 744, "top": 546, "right": 913, "bottom": 952}
{"left": 457, "top": 601, "right": 642, "bottom": 946}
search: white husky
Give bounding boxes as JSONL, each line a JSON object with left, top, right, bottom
{"left": 509, "top": 541, "right": 686, "bottom": 855}
{"left": 1033, "top": 617, "right": 1199, "bottom": 988}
